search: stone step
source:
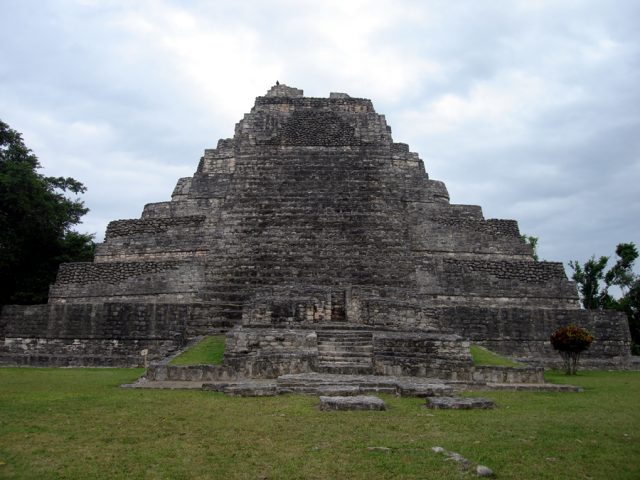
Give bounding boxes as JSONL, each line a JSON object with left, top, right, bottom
{"left": 317, "top": 345, "right": 373, "bottom": 353}
{"left": 317, "top": 332, "right": 373, "bottom": 337}
{"left": 202, "top": 382, "right": 279, "bottom": 397}
{"left": 317, "top": 359, "right": 372, "bottom": 367}
{"left": 314, "top": 324, "right": 376, "bottom": 331}
{"left": 317, "top": 340, "right": 373, "bottom": 347}
{"left": 316, "top": 365, "right": 375, "bottom": 375}
{"left": 135, "top": 376, "right": 454, "bottom": 399}
{"left": 278, "top": 385, "right": 365, "bottom": 396}
{"left": 316, "top": 328, "right": 374, "bottom": 374}
{"left": 277, "top": 374, "right": 383, "bottom": 386}
{"left": 318, "top": 333, "right": 372, "bottom": 338}
{"left": 277, "top": 373, "right": 455, "bottom": 398}
{"left": 318, "top": 345, "right": 372, "bottom": 351}
{"left": 317, "top": 360, "right": 373, "bottom": 366}
{"left": 318, "top": 352, "right": 371, "bottom": 358}
{"left": 318, "top": 351, "right": 372, "bottom": 357}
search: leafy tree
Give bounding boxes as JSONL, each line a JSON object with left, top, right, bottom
{"left": 0, "top": 119, "right": 94, "bottom": 305}
{"left": 550, "top": 324, "right": 594, "bottom": 374}
{"left": 604, "top": 243, "right": 638, "bottom": 294}
{"left": 569, "top": 255, "right": 610, "bottom": 309}
{"left": 569, "top": 243, "right": 640, "bottom": 353}
{"left": 521, "top": 234, "right": 539, "bottom": 261}
{"left": 619, "top": 278, "right": 640, "bottom": 354}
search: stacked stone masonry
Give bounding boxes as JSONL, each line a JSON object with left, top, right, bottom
{"left": 0, "top": 84, "right": 631, "bottom": 372}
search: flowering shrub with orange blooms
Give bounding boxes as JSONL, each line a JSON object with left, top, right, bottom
{"left": 550, "top": 325, "right": 594, "bottom": 374}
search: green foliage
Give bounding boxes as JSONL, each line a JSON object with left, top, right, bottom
{"left": 569, "top": 256, "right": 610, "bottom": 309}
{"left": 621, "top": 279, "right": 640, "bottom": 353}
{"left": 569, "top": 243, "right": 640, "bottom": 352}
{"left": 605, "top": 243, "right": 639, "bottom": 294}
{"left": 521, "top": 234, "right": 539, "bottom": 261}
{"left": 1, "top": 368, "right": 640, "bottom": 479}
{"left": 470, "top": 344, "right": 521, "bottom": 367}
{"left": 0, "top": 119, "right": 94, "bottom": 305}
{"left": 169, "top": 335, "right": 226, "bottom": 365}
{"left": 550, "top": 325, "right": 594, "bottom": 374}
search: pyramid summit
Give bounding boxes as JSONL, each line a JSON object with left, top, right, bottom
{"left": 0, "top": 84, "right": 631, "bottom": 376}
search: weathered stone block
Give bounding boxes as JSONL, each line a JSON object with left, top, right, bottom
{"left": 426, "top": 396, "right": 495, "bottom": 409}
{"left": 319, "top": 395, "right": 386, "bottom": 411}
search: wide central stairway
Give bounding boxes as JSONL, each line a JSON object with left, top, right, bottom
{"left": 316, "top": 330, "right": 374, "bottom": 374}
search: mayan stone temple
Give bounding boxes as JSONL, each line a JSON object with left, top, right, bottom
{"left": 0, "top": 84, "right": 632, "bottom": 390}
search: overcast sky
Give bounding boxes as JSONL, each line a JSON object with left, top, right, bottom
{"left": 1, "top": 0, "right": 639, "bottom": 272}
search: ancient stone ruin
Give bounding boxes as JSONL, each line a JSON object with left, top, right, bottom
{"left": 0, "top": 84, "right": 632, "bottom": 380}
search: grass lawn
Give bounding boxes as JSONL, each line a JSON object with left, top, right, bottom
{"left": 169, "top": 336, "right": 226, "bottom": 365}
{"left": 470, "top": 344, "right": 521, "bottom": 367}
{"left": 0, "top": 368, "right": 638, "bottom": 479}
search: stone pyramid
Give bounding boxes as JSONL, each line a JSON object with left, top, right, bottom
{"left": 0, "top": 84, "right": 631, "bottom": 373}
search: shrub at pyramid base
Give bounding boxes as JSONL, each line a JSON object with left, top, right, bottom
{"left": 0, "top": 85, "right": 632, "bottom": 375}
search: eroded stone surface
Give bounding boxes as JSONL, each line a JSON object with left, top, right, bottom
{"left": 278, "top": 372, "right": 452, "bottom": 397}
{"left": 319, "top": 395, "right": 386, "bottom": 411}
{"left": 426, "top": 396, "right": 495, "bottom": 409}
{"left": 0, "top": 84, "right": 631, "bottom": 371}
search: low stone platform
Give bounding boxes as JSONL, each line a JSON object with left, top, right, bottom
{"left": 202, "top": 381, "right": 279, "bottom": 396}
{"left": 124, "top": 371, "right": 582, "bottom": 396}
{"left": 426, "top": 396, "right": 495, "bottom": 409}
{"left": 277, "top": 372, "right": 454, "bottom": 397}
{"left": 319, "top": 395, "right": 386, "bottom": 411}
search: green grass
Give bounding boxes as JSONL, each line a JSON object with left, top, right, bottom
{"left": 470, "top": 344, "right": 522, "bottom": 367}
{"left": 0, "top": 368, "right": 639, "bottom": 479}
{"left": 169, "top": 335, "right": 225, "bottom": 365}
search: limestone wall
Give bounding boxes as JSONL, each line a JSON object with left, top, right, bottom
{"left": 48, "top": 261, "right": 204, "bottom": 304}
{"left": 355, "top": 299, "right": 630, "bottom": 368}
{"left": 97, "top": 216, "right": 208, "bottom": 263}
{"left": 442, "top": 307, "right": 631, "bottom": 368}
{"left": 0, "top": 303, "right": 189, "bottom": 366}
{"left": 104, "top": 216, "right": 206, "bottom": 239}
{"left": 372, "top": 332, "right": 473, "bottom": 380}
{"left": 224, "top": 328, "right": 318, "bottom": 378}
{"left": 414, "top": 258, "right": 579, "bottom": 307}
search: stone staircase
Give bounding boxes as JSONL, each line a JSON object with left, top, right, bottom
{"left": 316, "top": 330, "right": 374, "bottom": 374}
{"left": 276, "top": 373, "right": 454, "bottom": 397}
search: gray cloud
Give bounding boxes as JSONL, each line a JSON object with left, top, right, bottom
{"left": 1, "top": 0, "right": 638, "bottom": 273}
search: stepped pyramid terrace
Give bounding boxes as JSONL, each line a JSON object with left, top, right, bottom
{"left": 0, "top": 84, "right": 631, "bottom": 386}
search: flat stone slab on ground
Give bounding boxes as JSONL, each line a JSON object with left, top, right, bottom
{"left": 202, "top": 381, "right": 278, "bottom": 396}
{"left": 426, "top": 396, "right": 495, "bottom": 409}
{"left": 125, "top": 372, "right": 570, "bottom": 399}
{"left": 278, "top": 373, "right": 452, "bottom": 397}
{"left": 319, "top": 395, "right": 386, "bottom": 411}
{"left": 312, "top": 385, "right": 362, "bottom": 396}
